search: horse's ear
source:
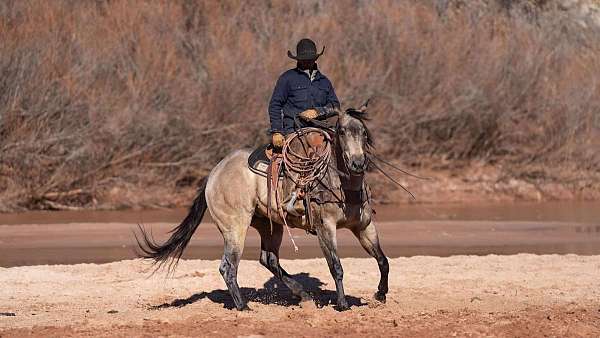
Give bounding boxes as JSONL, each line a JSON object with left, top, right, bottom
{"left": 359, "top": 98, "right": 371, "bottom": 113}
{"left": 333, "top": 104, "right": 344, "bottom": 116}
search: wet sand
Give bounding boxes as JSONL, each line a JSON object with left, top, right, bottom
{"left": 1, "top": 220, "right": 600, "bottom": 267}
{"left": 1, "top": 203, "right": 600, "bottom": 267}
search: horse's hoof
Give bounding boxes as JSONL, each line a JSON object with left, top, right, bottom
{"left": 238, "top": 304, "right": 251, "bottom": 311}
{"left": 335, "top": 305, "right": 350, "bottom": 312}
{"left": 374, "top": 292, "right": 387, "bottom": 303}
{"left": 299, "top": 291, "right": 312, "bottom": 302}
{"left": 335, "top": 301, "right": 350, "bottom": 312}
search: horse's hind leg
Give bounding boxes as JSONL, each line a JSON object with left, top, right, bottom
{"left": 219, "top": 224, "right": 250, "bottom": 311}
{"left": 204, "top": 149, "right": 262, "bottom": 311}
{"left": 352, "top": 222, "right": 389, "bottom": 303}
{"left": 253, "top": 217, "right": 311, "bottom": 302}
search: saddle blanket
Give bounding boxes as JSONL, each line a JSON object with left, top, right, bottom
{"left": 247, "top": 144, "right": 284, "bottom": 177}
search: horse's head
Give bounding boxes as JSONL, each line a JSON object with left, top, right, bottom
{"left": 335, "top": 101, "right": 373, "bottom": 175}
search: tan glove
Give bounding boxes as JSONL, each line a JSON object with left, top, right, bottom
{"left": 272, "top": 132, "right": 285, "bottom": 149}
{"left": 299, "top": 109, "right": 319, "bottom": 119}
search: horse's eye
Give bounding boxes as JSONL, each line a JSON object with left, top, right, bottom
{"left": 338, "top": 130, "right": 345, "bottom": 136}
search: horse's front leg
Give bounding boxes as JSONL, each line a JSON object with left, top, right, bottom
{"left": 352, "top": 222, "right": 389, "bottom": 303}
{"left": 254, "top": 217, "right": 311, "bottom": 302}
{"left": 316, "top": 221, "right": 349, "bottom": 311}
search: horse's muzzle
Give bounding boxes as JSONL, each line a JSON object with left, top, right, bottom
{"left": 348, "top": 155, "right": 367, "bottom": 174}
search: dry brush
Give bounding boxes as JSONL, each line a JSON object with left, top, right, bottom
{"left": 0, "top": 0, "right": 598, "bottom": 211}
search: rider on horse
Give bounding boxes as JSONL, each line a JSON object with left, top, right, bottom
{"left": 268, "top": 38, "right": 340, "bottom": 150}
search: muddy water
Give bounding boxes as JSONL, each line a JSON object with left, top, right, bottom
{"left": 1, "top": 201, "right": 599, "bottom": 225}
{"left": 1, "top": 202, "right": 599, "bottom": 267}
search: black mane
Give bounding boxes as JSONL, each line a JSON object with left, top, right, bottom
{"left": 345, "top": 108, "right": 369, "bottom": 121}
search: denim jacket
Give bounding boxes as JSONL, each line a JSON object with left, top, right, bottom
{"left": 268, "top": 67, "right": 340, "bottom": 134}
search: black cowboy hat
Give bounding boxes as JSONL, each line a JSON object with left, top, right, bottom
{"left": 287, "top": 38, "right": 325, "bottom": 61}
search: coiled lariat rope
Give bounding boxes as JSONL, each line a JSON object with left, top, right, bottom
{"left": 282, "top": 127, "right": 332, "bottom": 190}
{"left": 274, "top": 127, "right": 332, "bottom": 251}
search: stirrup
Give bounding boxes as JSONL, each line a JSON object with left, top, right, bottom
{"left": 284, "top": 191, "right": 303, "bottom": 217}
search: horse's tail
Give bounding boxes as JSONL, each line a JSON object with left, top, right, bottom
{"left": 135, "top": 178, "right": 208, "bottom": 272}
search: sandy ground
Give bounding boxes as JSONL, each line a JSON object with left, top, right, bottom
{"left": 1, "top": 204, "right": 599, "bottom": 336}
{"left": 1, "top": 255, "right": 599, "bottom": 337}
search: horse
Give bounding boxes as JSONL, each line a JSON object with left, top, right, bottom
{"left": 136, "top": 105, "right": 389, "bottom": 311}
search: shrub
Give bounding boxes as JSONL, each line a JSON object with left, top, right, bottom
{"left": 0, "top": 0, "right": 598, "bottom": 210}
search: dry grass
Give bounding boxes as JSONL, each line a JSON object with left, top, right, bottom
{"left": 0, "top": 0, "right": 599, "bottom": 211}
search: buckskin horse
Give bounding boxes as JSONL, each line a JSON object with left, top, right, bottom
{"left": 136, "top": 104, "right": 389, "bottom": 311}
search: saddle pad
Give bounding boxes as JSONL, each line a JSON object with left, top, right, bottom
{"left": 248, "top": 144, "right": 283, "bottom": 177}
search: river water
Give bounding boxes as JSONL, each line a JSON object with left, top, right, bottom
{"left": 0, "top": 202, "right": 599, "bottom": 267}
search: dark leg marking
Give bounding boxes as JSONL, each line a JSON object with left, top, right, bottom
{"left": 317, "top": 225, "right": 349, "bottom": 311}
{"left": 353, "top": 223, "right": 389, "bottom": 303}
{"left": 219, "top": 246, "right": 248, "bottom": 311}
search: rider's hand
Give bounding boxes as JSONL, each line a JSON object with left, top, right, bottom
{"left": 299, "top": 109, "right": 319, "bottom": 120}
{"left": 272, "top": 132, "right": 285, "bottom": 149}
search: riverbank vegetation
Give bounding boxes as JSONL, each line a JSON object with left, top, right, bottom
{"left": 1, "top": 0, "right": 599, "bottom": 211}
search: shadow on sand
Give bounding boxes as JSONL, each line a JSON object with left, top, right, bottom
{"left": 150, "top": 272, "right": 366, "bottom": 310}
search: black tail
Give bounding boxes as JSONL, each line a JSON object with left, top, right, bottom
{"left": 135, "top": 178, "right": 208, "bottom": 272}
